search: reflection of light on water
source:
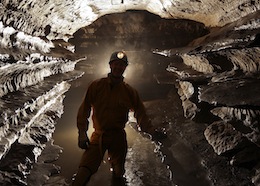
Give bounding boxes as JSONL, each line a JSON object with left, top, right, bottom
{"left": 124, "top": 125, "right": 172, "bottom": 186}
{"left": 86, "top": 111, "right": 172, "bottom": 185}
{"left": 128, "top": 111, "right": 137, "bottom": 123}
{"left": 55, "top": 110, "right": 173, "bottom": 185}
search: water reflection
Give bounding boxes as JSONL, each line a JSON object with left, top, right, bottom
{"left": 53, "top": 58, "right": 210, "bottom": 185}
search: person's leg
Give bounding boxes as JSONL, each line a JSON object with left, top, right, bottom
{"left": 73, "top": 166, "right": 92, "bottom": 186}
{"left": 73, "top": 144, "right": 104, "bottom": 186}
{"left": 108, "top": 131, "right": 128, "bottom": 178}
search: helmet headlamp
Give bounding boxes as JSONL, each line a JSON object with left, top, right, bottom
{"left": 109, "top": 51, "right": 128, "bottom": 65}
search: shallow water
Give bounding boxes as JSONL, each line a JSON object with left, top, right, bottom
{"left": 52, "top": 78, "right": 171, "bottom": 184}
{"left": 52, "top": 62, "right": 211, "bottom": 185}
{"left": 85, "top": 124, "right": 173, "bottom": 186}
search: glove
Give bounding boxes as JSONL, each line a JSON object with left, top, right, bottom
{"left": 78, "top": 130, "right": 90, "bottom": 149}
{"left": 78, "top": 137, "right": 90, "bottom": 149}
{"left": 151, "top": 128, "right": 167, "bottom": 141}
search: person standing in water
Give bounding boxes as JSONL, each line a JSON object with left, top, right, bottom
{"left": 73, "top": 51, "right": 166, "bottom": 186}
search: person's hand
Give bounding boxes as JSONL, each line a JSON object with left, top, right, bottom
{"left": 78, "top": 137, "right": 90, "bottom": 149}
{"left": 151, "top": 128, "right": 167, "bottom": 141}
{"left": 78, "top": 130, "right": 90, "bottom": 149}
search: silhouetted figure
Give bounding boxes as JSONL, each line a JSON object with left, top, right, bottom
{"left": 73, "top": 51, "right": 166, "bottom": 186}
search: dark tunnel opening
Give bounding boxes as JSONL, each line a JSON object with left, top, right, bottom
{"left": 68, "top": 10, "right": 210, "bottom": 99}
{"left": 70, "top": 10, "right": 209, "bottom": 54}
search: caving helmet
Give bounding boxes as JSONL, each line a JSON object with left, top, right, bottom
{"left": 109, "top": 51, "right": 128, "bottom": 65}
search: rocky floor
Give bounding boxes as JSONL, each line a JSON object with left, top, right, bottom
{"left": 46, "top": 83, "right": 255, "bottom": 186}
{"left": 145, "top": 87, "right": 254, "bottom": 186}
{"left": 47, "top": 70, "right": 255, "bottom": 186}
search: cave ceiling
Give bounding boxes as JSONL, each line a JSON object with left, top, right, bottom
{"left": 0, "top": 0, "right": 259, "bottom": 60}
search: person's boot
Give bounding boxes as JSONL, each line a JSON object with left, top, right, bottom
{"left": 72, "top": 167, "right": 92, "bottom": 186}
{"left": 111, "top": 170, "right": 127, "bottom": 186}
{"left": 111, "top": 176, "right": 127, "bottom": 186}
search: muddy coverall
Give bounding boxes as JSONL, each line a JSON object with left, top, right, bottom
{"left": 77, "top": 74, "right": 155, "bottom": 178}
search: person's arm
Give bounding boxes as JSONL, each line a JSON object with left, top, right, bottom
{"left": 77, "top": 83, "right": 95, "bottom": 149}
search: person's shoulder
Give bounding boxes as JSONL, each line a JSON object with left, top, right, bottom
{"left": 91, "top": 77, "right": 108, "bottom": 85}
{"left": 88, "top": 77, "right": 107, "bottom": 89}
{"left": 123, "top": 81, "right": 132, "bottom": 88}
{"left": 123, "top": 81, "right": 138, "bottom": 93}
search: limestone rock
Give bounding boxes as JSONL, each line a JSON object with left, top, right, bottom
{"left": 0, "top": 0, "right": 259, "bottom": 185}
{"left": 176, "top": 81, "right": 199, "bottom": 119}
{"left": 223, "top": 48, "right": 260, "bottom": 74}
{"left": 180, "top": 54, "right": 214, "bottom": 74}
{"left": 199, "top": 78, "right": 260, "bottom": 107}
{"left": 204, "top": 121, "right": 246, "bottom": 155}
{"left": 211, "top": 107, "right": 260, "bottom": 146}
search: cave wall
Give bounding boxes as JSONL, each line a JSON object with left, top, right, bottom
{"left": 162, "top": 13, "right": 260, "bottom": 184}
{"left": 0, "top": 0, "right": 259, "bottom": 185}
{"left": 0, "top": 54, "right": 85, "bottom": 184}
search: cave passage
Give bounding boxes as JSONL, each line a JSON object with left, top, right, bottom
{"left": 53, "top": 59, "right": 210, "bottom": 186}
{"left": 52, "top": 10, "right": 211, "bottom": 185}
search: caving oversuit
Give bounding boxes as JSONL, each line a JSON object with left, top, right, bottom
{"left": 74, "top": 73, "right": 155, "bottom": 185}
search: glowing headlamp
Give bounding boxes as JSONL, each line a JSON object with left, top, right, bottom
{"left": 109, "top": 51, "right": 128, "bottom": 65}
{"left": 117, "top": 52, "right": 125, "bottom": 59}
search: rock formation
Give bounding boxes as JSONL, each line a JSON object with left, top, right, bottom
{"left": 160, "top": 9, "right": 260, "bottom": 185}
{"left": 0, "top": 0, "right": 259, "bottom": 185}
